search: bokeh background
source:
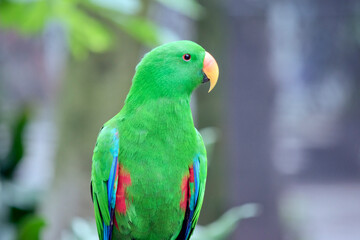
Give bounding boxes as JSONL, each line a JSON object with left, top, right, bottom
{"left": 1, "top": 0, "right": 360, "bottom": 239}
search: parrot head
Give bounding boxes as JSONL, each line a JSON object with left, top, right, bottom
{"left": 128, "top": 41, "right": 219, "bottom": 102}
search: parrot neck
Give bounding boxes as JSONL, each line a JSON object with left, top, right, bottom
{"left": 120, "top": 96, "right": 195, "bottom": 130}
{"left": 123, "top": 85, "right": 192, "bottom": 113}
{"left": 123, "top": 71, "right": 195, "bottom": 108}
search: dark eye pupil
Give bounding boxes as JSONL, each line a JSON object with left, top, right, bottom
{"left": 183, "top": 54, "right": 191, "bottom": 61}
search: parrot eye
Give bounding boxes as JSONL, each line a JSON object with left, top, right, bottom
{"left": 182, "top": 54, "right": 191, "bottom": 61}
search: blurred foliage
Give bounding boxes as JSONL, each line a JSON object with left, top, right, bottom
{"left": 0, "top": 107, "right": 46, "bottom": 240}
{"left": 61, "top": 204, "right": 260, "bottom": 240}
{"left": 0, "top": 0, "right": 203, "bottom": 59}
{"left": 17, "top": 216, "right": 46, "bottom": 240}
{"left": 0, "top": 108, "right": 29, "bottom": 179}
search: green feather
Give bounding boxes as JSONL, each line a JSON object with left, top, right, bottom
{"left": 91, "top": 40, "right": 210, "bottom": 240}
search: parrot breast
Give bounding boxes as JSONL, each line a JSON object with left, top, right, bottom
{"left": 112, "top": 98, "right": 198, "bottom": 239}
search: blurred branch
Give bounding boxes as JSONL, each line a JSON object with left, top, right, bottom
{"left": 61, "top": 203, "right": 260, "bottom": 240}
{"left": 154, "top": 0, "right": 205, "bottom": 19}
{"left": 192, "top": 203, "right": 261, "bottom": 240}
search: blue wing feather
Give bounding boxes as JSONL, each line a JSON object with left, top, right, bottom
{"left": 103, "top": 128, "right": 119, "bottom": 240}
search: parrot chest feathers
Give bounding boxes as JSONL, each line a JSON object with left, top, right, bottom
{"left": 119, "top": 98, "right": 198, "bottom": 159}
{"left": 105, "top": 100, "right": 200, "bottom": 238}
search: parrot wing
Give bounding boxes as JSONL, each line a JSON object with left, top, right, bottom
{"left": 91, "top": 125, "right": 120, "bottom": 240}
{"left": 177, "top": 130, "right": 207, "bottom": 240}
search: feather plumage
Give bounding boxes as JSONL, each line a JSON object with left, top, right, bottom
{"left": 91, "top": 41, "right": 216, "bottom": 240}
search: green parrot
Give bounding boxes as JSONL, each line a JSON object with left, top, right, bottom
{"left": 90, "top": 40, "right": 219, "bottom": 240}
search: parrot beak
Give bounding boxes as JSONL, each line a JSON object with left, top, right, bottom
{"left": 202, "top": 51, "right": 219, "bottom": 93}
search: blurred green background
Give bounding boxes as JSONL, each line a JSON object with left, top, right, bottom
{"left": 1, "top": 0, "right": 360, "bottom": 239}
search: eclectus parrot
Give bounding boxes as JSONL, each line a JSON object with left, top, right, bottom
{"left": 91, "top": 40, "right": 219, "bottom": 240}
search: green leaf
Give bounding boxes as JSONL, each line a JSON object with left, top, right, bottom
{"left": 17, "top": 215, "right": 46, "bottom": 240}
{"left": 82, "top": 2, "right": 162, "bottom": 47}
{"left": 57, "top": 3, "right": 113, "bottom": 59}
{"left": 115, "top": 16, "right": 160, "bottom": 47}
{"left": 90, "top": 0, "right": 141, "bottom": 15}
{"left": 0, "top": 0, "right": 49, "bottom": 34}
{"left": 0, "top": 0, "right": 166, "bottom": 58}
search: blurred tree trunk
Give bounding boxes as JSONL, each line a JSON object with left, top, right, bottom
{"left": 225, "top": 18, "right": 281, "bottom": 240}
{"left": 196, "top": 0, "right": 228, "bottom": 225}
{"left": 298, "top": 0, "right": 360, "bottom": 179}
{"left": 41, "top": 31, "right": 142, "bottom": 238}
{"left": 199, "top": 1, "right": 282, "bottom": 239}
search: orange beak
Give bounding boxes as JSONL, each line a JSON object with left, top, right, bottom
{"left": 202, "top": 51, "right": 219, "bottom": 92}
